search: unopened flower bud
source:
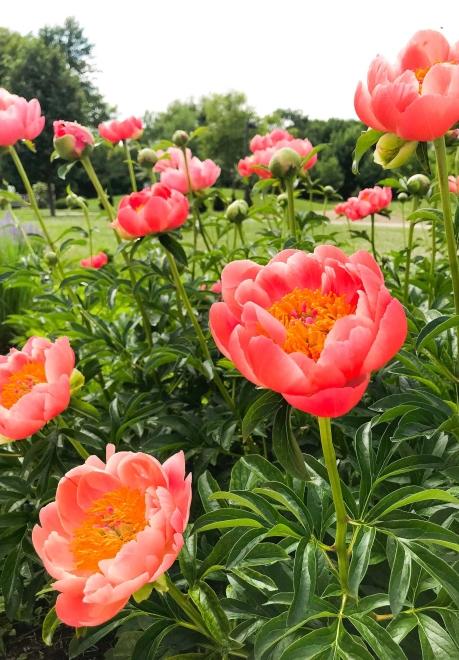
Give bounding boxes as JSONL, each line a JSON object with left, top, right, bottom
{"left": 406, "top": 174, "right": 430, "bottom": 196}
{"left": 138, "top": 148, "right": 158, "bottom": 168}
{"left": 277, "top": 193, "right": 288, "bottom": 207}
{"left": 172, "top": 130, "right": 189, "bottom": 147}
{"left": 53, "top": 121, "right": 94, "bottom": 161}
{"left": 323, "top": 185, "right": 335, "bottom": 196}
{"left": 269, "top": 147, "right": 301, "bottom": 179}
{"left": 374, "top": 133, "right": 417, "bottom": 169}
{"left": 44, "top": 250, "right": 58, "bottom": 265}
{"left": 397, "top": 192, "right": 409, "bottom": 203}
{"left": 226, "top": 199, "right": 249, "bottom": 224}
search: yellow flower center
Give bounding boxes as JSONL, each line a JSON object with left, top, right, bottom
{"left": 0, "top": 361, "right": 47, "bottom": 409}
{"left": 267, "top": 288, "right": 354, "bottom": 361}
{"left": 70, "top": 486, "right": 146, "bottom": 573}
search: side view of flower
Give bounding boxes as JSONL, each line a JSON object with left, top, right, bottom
{"left": 154, "top": 147, "right": 221, "bottom": 193}
{"left": 32, "top": 445, "right": 191, "bottom": 627}
{"left": 98, "top": 116, "right": 143, "bottom": 143}
{"left": 80, "top": 251, "right": 109, "bottom": 269}
{"left": 0, "top": 88, "right": 45, "bottom": 146}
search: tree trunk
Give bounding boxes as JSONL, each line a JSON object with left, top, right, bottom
{"left": 47, "top": 181, "right": 56, "bottom": 217}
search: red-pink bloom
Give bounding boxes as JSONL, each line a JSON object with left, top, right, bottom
{"left": 358, "top": 186, "right": 392, "bottom": 213}
{"left": 0, "top": 88, "right": 45, "bottom": 146}
{"left": 80, "top": 252, "right": 109, "bottom": 269}
{"left": 154, "top": 147, "right": 220, "bottom": 193}
{"left": 211, "top": 280, "right": 222, "bottom": 294}
{"left": 209, "top": 246, "right": 406, "bottom": 417}
{"left": 32, "top": 445, "right": 191, "bottom": 627}
{"left": 237, "top": 128, "right": 317, "bottom": 179}
{"left": 98, "top": 117, "right": 143, "bottom": 143}
{"left": 355, "top": 30, "right": 459, "bottom": 141}
{"left": 113, "top": 183, "right": 189, "bottom": 238}
{"left": 0, "top": 337, "right": 74, "bottom": 441}
{"left": 53, "top": 121, "right": 94, "bottom": 160}
{"left": 449, "top": 175, "right": 459, "bottom": 194}
{"left": 335, "top": 187, "right": 392, "bottom": 221}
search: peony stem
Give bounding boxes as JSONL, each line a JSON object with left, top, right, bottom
{"left": 317, "top": 416, "right": 349, "bottom": 594}
{"left": 162, "top": 246, "right": 236, "bottom": 414}
{"left": 433, "top": 137, "right": 459, "bottom": 342}
{"left": 180, "top": 146, "right": 212, "bottom": 252}
{"left": 285, "top": 177, "right": 297, "bottom": 239}
{"left": 82, "top": 204, "right": 94, "bottom": 260}
{"left": 403, "top": 197, "right": 419, "bottom": 306}
{"left": 81, "top": 156, "right": 153, "bottom": 348}
{"left": 428, "top": 219, "right": 436, "bottom": 307}
{"left": 370, "top": 214, "right": 376, "bottom": 260}
{"left": 123, "top": 140, "right": 137, "bottom": 192}
{"left": 8, "top": 145, "right": 64, "bottom": 276}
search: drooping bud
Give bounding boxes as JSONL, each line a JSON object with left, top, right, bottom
{"left": 374, "top": 133, "right": 417, "bottom": 169}
{"left": 53, "top": 121, "right": 94, "bottom": 161}
{"left": 406, "top": 174, "right": 430, "bottom": 196}
{"left": 172, "top": 130, "right": 189, "bottom": 147}
{"left": 269, "top": 147, "right": 301, "bottom": 179}
{"left": 137, "top": 148, "right": 158, "bottom": 168}
{"left": 226, "top": 199, "right": 249, "bottom": 224}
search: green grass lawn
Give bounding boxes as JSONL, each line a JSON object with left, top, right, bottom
{"left": 7, "top": 194, "right": 427, "bottom": 263}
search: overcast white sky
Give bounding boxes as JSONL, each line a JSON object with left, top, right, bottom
{"left": 1, "top": 1, "right": 456, "bottom": 121}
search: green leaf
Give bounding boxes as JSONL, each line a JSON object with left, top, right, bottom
{"left": 242, "top": 390, "right": 283, "bottom": 439}
{"left": 272, "top": 404, "right": 308, "bottom": 480}
{"left": 209, "top": 490, "right": 278, "bottom": 522}
{"left": 417, "top": 613, "right": 459, "bottom": 658}
{"left": 387, "top": 614, "right": 418, "bottom": 644}
{"left": 42, "top": 607, "right": 60, "bottom": 646}
{"left": 189, "top": 582, "right": 230, "bottom": 644}
{"left": 240, "top": 455, "right": 285, "bottom": 483}
{"left": 197, "top": 471, "right": 222, "bottom": 512}
{"left": 416, "top": 141, "right": 431, "bottom": 175}
{"left": 1, "top": 546, "right": 23, "bottom": 619}
{"left": 198, "top": 528, "right": 245, "bottom": 578}
{"left": 416, "top": 315, "right": 459, "bottom": 351}
{"left": 338, "top": 632, "right": 374, "bottom": 659}
{"left": 159, "top": 232, "right": 188, "bottom": 267}
{"left": 226, "top": 528, "right": 267, "bottom": 569}
{"left": 352, "top": 129, "right": 384, "bottom": 174}
{"left": 407, "top": 542, "right": 459, "bottom": 608}
{"left": 348, "top": 614, "right": 407, "bottom": 659}
{"left": 279, "top": 624, "right": 338, "bottom": 660}
{"left": 254, "top": 481, "right": 313, "bottom": 533}
{"left": 355, "top": 422, "right": 374, "bottom": 514}
{"left": 388, "top": 540, "right": 411, "bottom": 616}
{"left": 69, "top": 613, "right": 143, "bottom": 658}
{"left": 57, "top": 161, "right": 76, "bottom": 180}
{"left": 349, "top": 527, "right": 376, "bottom": 598}
{"left": 288, "top": 539, "right": 317, "bottom": 625}
{"left": 132, "top": 620, "right": 176, "bottom": 660}
{"left": 366, "top": 487, "right": 459, "bottom": 522}
{"left": 193, "top": 508, "right": 265, "bottom": 533}
{"left": 374, "top": 455, "right": 444, "bottom": 486}
{"left": 381, "top": 518, "right": 459, "bottom": 553}
{"left": 231, "top": 567, "right": 277, "bottom": 592}
{"left": 178, "top": 530, "right": 197, "bottom": 587}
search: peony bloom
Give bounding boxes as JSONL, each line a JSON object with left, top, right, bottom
{"left": 0, "top": 88, "right": 45, "bottom": 146}
{"left": 98, "top": 117, "right": 143, "bottom": 143}
{"left": 80, "top": 252, "right": 109, "bottom": 269}
{"left": 113, "top": 183, "right": 189, "bottom": 238}
{"left": 32, "top": 445, "right": 191, "bottom": 627}
{"left": 154, "top": 147, "right": 220, "bottom": 193}
{"left": 355, "top": 30, "right": 459, "bottom": 141}
{"left": 53, "top": 121, "right": 94, "bottom": 161}
{"left": 0, "top": 337, "right": 75, "bottom": 441}
{"left": 237, "top": 128, "right": 317, "bottom": 179}
{"left": 448, "top": 175, "right": 459, "bottom": 194}
{"left": 209, "top": 246, "right": 407, "bottom": 417}
{"left": 335, "top": 187, "right": 392, "bottom": 221}
{"left": 211, "top": 280, "right": 222, "bottom": 294}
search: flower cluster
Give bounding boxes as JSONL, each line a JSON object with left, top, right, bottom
{"left": 335, "top": 186, "right": 392, "bottom": 221}
{"left": 237, "top": 128, "right": 317, "bottom": 179}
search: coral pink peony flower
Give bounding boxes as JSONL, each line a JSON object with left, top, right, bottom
{"left": 0, "top": 337, "right": 75, "bottom": 441}
{"left": 448, "top": 175, "right": 459, "bottom": 194}
{"left": 237, "top": 128, "right": 317, "bottom": 179}
{"left": 335, "top": 187, "right": 392, "bottom": 221}
{"left": 355, "top": 30, "right": 459, "bottom": 141}
{"left": 154, "top": 147, "right": 221, "bottom": 193}
{"left": 32, "top": 445, "right": 191, "bottom": 627}
{"left": 0, "top": 88, "right": 45, "bottom": 146}
{"left": 98, "top": 117, "right": 143, "bottom": 143}
{"left": 209, "top": 246, "right": 407, "bottom": 417}
{"left": 113, "top": 183, "right": 189, "bottom": 238}
{"left": 80, "top": 252, "right": 109, "bottom": 269}
{"left": 53, "top": 121, "right": 94, "bottom": 160}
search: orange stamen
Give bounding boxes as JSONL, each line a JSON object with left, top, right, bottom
{"left": 267, "top": 288, "right": 354, "bottom": 361}
{"left": 0, "top": 361, "right": 46, "bottom": 409}
{"left": 70, "top": 487, "right": 146, "bottom": 573}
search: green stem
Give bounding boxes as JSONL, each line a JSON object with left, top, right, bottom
{"left": 433, "top": 137, "right": 459, "bottom": 342}
{"left": 236, "top": 221, "right": 246, "bottom": 250}
{"left": 164, "top": 576, "right": 211, "bottom": 640}
{"left": 81, "top": 156, "right": 153, "bottom": 348}
{"left": 317, "top": 417, "right": 349, "bottom": 594}
{"left": 428, "top": 220, "right": 436, "bottom": 307}
{"left": 82, "top": 204, "right": 94, "bottom": 259}
{"left": 8, "top": 204, "right": 37, "bottom": 258}
{"left": 163, "top": 247, "right": 236, "bottom": 414}
{"left": 181, "top": 146, "right": 212, "bottom": 252}
{"left": 232, "top": 223, "right": 238, "bottom": 250}
{"left": 8, "top": 145, "right": 64, "bottom": 276}
{"left": 123, "top": 140, "right": 137, "bottom": 192}
{"left": 403, "top": 197, "right": 419, "bottom": 306}
{"left": 370, "top": 214, "right": 376, "bottom": 260}
{"left": 285, "top": 177, "right": 297, "bottom": 239}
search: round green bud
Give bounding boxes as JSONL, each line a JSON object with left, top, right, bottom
{"left": 277, "top": 193, "right": 288, "bottom": 207}
{"left": 406, "top": 174, "right": 430, "bottom": 196}
{"left": 137, "top": 148, "right": 158, "bottom": 167}
{"left": 269, "top": 147, "right": 301, "bottom": 179}
{"left": 374, "top": 133, "right": 418, "bottom": 170}
{"left": 323, "top": 185, "right": 335, "bottom": 196}
{"left": 172, "top": 130, "right": 189, "bottom": 147}
{"left": 44, "top": 250, "right": 58, "bottom": 265}
{"left": 226, "top": 199, "right": 249, "bottom": 224}
{"left": 397, "top": 192, "right": 409, "bottom": 203}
